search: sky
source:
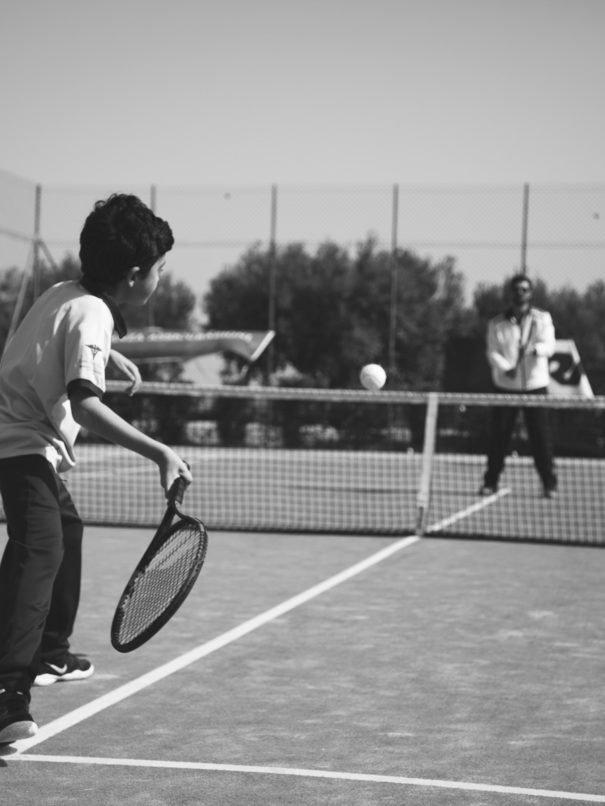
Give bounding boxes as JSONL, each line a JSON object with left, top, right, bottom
{"left": 1, "top": 0, "right": 604, "bottom": 300}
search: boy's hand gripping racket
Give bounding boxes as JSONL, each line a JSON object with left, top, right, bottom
{"left": 111, "top": 474, "right": 208, "bottom": 653}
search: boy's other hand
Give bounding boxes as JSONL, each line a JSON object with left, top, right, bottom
{"left": 108, "top": 350, "right": 142, "bottom": 396}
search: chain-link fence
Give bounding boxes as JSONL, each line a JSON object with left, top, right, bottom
{"left": 1, "top": 172, "right": 604, "bottom": 319}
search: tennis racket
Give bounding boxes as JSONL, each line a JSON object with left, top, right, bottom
{"left": 111, "top": 473, "right": 208, "bottom": 653}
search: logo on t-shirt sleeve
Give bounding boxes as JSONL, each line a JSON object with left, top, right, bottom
{"left": 86, "top": 344, "right": 103, "bottom": 360}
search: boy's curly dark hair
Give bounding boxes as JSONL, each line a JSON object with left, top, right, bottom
{"left": 79, "top": 194, "right": 174, "bottom": 287}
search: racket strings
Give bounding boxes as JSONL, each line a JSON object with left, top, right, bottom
{"left": 116, "top": 522, "right": 205, "bottom": 644}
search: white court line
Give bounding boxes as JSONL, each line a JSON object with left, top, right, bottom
{"left": 9, "top": 755, "right": 605, "bottom": 803}
{"left": 426, "top": 488, "right": 511, "bottom": 533}
{"left": 10, "top": 534, "right": 420, "bottom": 754}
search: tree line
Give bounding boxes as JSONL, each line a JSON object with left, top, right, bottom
{"left": 203, "top": 238, "right": 605, "bottom": 395}
{"left": 1, "top": 240, "right": 604, "bottom": 394}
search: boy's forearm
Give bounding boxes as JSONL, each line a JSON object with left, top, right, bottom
{"left": 71, "top": 394, "right": 167, "bottom": 464}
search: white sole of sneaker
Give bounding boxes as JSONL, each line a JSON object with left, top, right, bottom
{"left": 0, "top": 720, "right": 38, "bottom": 745}
{"left": 34, "top": 665, "right": 95, "bottom": 687}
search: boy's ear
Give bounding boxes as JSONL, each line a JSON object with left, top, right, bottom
{"left": 126, "top": 267, "right": 141, "bottom": 286}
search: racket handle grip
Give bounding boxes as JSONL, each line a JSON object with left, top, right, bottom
{"left": 168, "top": 462, "right": 190, "bottom": 505}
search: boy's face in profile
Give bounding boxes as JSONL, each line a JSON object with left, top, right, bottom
{"left": 124, "top": 256, "right": 166, "bottom": 306}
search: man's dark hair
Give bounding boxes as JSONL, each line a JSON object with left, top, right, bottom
{"left": 79, "top": 194, "right": 174, "bottom": 287}
{"left": 509, "top": 272, "right": 533, "bottom": 290}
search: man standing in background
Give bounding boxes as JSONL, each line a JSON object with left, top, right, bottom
{"left": 479, "top": 273, "right": 558, "bottom": 499}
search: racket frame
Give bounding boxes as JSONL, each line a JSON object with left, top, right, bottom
{"left": 110, "top": 476, "right": 207, "bottom": 653}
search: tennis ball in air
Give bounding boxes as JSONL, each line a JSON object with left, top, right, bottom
{"left": 360, "top": 363, "right": 387, "bottom": 390}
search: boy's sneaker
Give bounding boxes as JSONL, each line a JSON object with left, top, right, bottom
{"left": 34, "top": 654, "right": 95, "bottom": 687}
{"left": 0, "top": 688, "right": 38, "bottom": 745}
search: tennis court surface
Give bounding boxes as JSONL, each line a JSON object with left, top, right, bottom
{"left": 2, "top": 526, "right": 604, "bottom": 805}
{"left": 2, "top": 385, "right": 604, "bottom": 802}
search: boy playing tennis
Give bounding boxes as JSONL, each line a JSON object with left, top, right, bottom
{"left": 0, "top": 194, "right": 192, "bottom": 745}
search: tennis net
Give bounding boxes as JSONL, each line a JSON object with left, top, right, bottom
{"left": 2, "top": 382, "right": 604, "bottom": 545}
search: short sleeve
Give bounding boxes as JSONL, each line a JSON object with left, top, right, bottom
{"left": 63, "top": 297, "right": 113, "bottom": 395}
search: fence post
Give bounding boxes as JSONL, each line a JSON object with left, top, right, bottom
{"left": 267, "top": 184, "right": 278, "bottom": 380}
{"left": 388, "top": 183, "right": 399, "bottom": 377}
{"left": 521, "top": 182, "right": 530, "bottom": 274}
{"left": 147, "top": 183, "right": 158, "bottom": 326}
{"left": 32, "top": 184, "right": 42, "bottom": 300}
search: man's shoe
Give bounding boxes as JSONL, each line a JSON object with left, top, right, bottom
{"left": 34, "top": 654, "right": 94, "bottom": 687}
{"left": 478, "top": 484, "right": 498, "bottom": 496}
{"left": 0, "top": 688, "right": 38, "bottom": 745}
{"left": 543, "top": 487, "right": 558, "bottom": 499}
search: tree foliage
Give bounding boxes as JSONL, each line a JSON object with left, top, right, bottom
{"left": 204, "top": 238, "right": 468, "bottom": 389}
{"left": 2, "top": 247, "right": 605, "bottom": 396}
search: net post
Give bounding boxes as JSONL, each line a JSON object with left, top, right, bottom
{"left": 415, "top": 392, "right": 439, "bottom": 536}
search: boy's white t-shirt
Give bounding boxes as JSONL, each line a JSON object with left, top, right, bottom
{"left": 0, "top": 280, "right": 120, "bottom": 472}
